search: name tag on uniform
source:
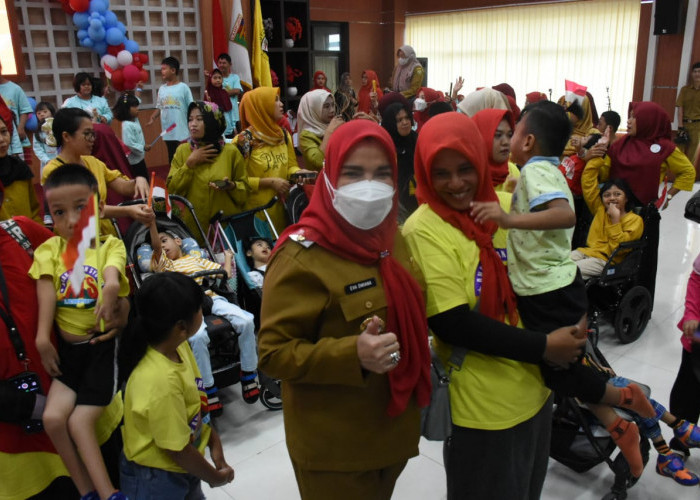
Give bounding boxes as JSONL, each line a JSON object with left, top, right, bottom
{"left": 345, "top": 278, "right": 377, "bottom": 295}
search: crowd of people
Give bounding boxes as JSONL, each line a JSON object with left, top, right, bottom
{"left": 2, "top": 42, "right": 700, "bottom": 500}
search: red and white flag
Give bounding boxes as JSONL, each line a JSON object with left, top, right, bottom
{"left": 565, "top": 80, "right": 587, "bottom": 105}
{"left": 149, "top": 172, "right": 172, "bottom": 218}
{"left": 62, "top": 194, "right": 99, "bottom": 296}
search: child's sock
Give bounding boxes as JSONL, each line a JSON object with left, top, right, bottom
{"left": 617, "top": 384, "right": 656, "bottom": 418}
{"left": 654, "top": 440, "right": 671, "bottom": 455}
{"left": 607, "top": 417, "right": 644, "bottom": 477}
{"left": 241, "top": 370, "right": 260, "bottom": 404}
{"left": 669, "top": 416, "right": 683, "bottom": 428}
{"left": 673, "top": 420, "right": 700, "bottom": 448}
{"left": 205, "top": 385, "right": 224, "bottom": 417}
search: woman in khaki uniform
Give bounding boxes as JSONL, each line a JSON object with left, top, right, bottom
{"left": 258, "top": 120, "right": 432, "bottom": 500}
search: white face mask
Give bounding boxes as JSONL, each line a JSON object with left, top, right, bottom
{"left": 324, "top": 176, "right": 395, "bottom": 230}
{"left": 398, "top": 57, "right": 408, "bottom": 66}
{"left": 414, "top": 98, "right": 427, "bottom": 111}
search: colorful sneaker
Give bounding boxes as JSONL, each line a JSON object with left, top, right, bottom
{"left": 80, "top": 492, "right": 99, "bottom": 500}
{"left": 656, "top": 453, "right": 700, "bottom": 486}
{"left": 106, "top": 492, "right": 129, "bottom": 500}
{"left": 205, "top": 385, "right": 224, "bottom": 418}
{"left": 673, "top": 420, "right": 700, "bottom": 448}
{"left": 669, "top": 436, "right": 691, "bottom": 457}
{"left": 241, "top": 371, "right": 260, "bottom": 404}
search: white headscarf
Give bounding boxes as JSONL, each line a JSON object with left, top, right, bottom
{"left": 457, "top": 88, "right": 510, "bottom": 117}
{"left": 297, "top": 89, "right": 333, "bottom": 137}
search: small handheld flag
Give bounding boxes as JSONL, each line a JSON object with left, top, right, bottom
{"left": 565, "top": 80, "right": 587, "bottom": 106}
{"left": 148, "top": 172, "right": 172, "bottom": 218}
{"left": 372, "top": 79, "right": 377, "bottom": 93}
{"left": 148, "top": 123, "right": 176, "bottom": 148}
{"left": 62, "top": 194, "right": 99, "bottom": 297}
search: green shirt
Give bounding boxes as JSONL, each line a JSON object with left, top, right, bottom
{"left": 507, "top": 157, "right": 576, "bottom": 296}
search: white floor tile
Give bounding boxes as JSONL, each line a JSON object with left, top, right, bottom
{"left": 203, "top": 186, "right": 700, "bottom": 499}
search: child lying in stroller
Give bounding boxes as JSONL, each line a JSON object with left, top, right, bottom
{"left": 245, "top": 236, "right": 272, "bottom": 289}
{"left": 146, "top": 219, "right": 261, "bottom": 408}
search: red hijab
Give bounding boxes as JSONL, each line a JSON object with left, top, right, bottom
{"left": 608, "top": 101, "right": 676, "bottom": 204}
{"left": 525, "top": 91, "right": 547, "bottom": 105}
{"left": 276, "top": 120, "right": 431, "bottom": 416}
{"left": 414, "top": 87, "right": 445, "bottom": 132}
{"left": 472, "top": 109, "right": 515, "bottom": 187}
{"left": 312, "top": 70, "right": 331, "bottom": 92}
{"left": 415, "top": 113, "right": 519, "bottom": 325}
{"left": 357, "top": 70, "right": 384, "bottom": 114}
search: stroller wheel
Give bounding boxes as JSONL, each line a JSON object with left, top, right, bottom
{"left": 260, "top": 387, "right": 283, "bottom": 410}
{"left": 602, "top": 493, "right": 625, "bottom": 500}
{"left": 614, "top": 286, "right": 651, "bottom": 344}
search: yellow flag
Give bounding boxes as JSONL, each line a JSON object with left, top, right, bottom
{"left": 252, "top": 0, "right": 272, "bottom": 87}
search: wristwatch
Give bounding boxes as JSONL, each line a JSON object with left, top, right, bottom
{"left": 667, "top": 193, "right": 675, "bottom": 202}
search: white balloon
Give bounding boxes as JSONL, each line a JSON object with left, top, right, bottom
{"left": 100, "top": 54, "right": 118, "bottom": 71}
{"left": 116, "top": 50, "right": 133, "bottom": 67}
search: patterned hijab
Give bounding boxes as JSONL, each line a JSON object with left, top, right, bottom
{"left": 458, "top": 88, "right": 510, "bottom": 117}
{"left": 392, "top": 45, "right": 422, "bottom": 93}
{"left": 239, "top": 87, "right": 285, "bottom": 146}
{"left": 187, "top": 101, "right": 226, "bottom": 153}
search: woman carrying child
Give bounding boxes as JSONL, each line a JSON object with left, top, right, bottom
{"left": 571, "top": 157, "right": 644, "bottom": 279}
{"left": 112, "top": 93, "right": 149, "bottom": 180}
{"left": 167, "top": 101, "right": 248, "bottom": 239}
{"left": 119, "top": 272, "right": 234, "bottom": 499}
{"left": 0, "top": 113, "right": 40, "bottom": 222}
{"left": 33, "top": 101, "right": 58, "bottom": 176}
{"left": 258, "top": 120, "right": 431, "bottom": 500}
{"left": 205, "top": 69, "right": 235, "bottom": 137}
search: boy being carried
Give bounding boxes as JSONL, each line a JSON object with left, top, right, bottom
{"left": 470, "top": 101, "right": 659, "bottom": 478}
{"left": 147, "top": 220, "right": 260, "bottom": 406}
{"left": 31, "top": 164, "right": 129, "bottom": 500}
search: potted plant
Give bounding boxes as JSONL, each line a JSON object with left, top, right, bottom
{"left": 285, "top": 16, "right": 302, "bottom": 47}
{"left": 286, "top": 65, "right": 303, "bottom": 96}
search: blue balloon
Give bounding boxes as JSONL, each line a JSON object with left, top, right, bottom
{"left": 77, "top": 29, "right": 88, "bottom": 41}
{"left": 124, "top": 39, "right": 139, "bottom": 54}
{"left": 90, "top": 11, "right": 101, "bottom": 20}
{"left": 25, "top": 114, "right": 38, "bottom": 133}
{"left": 116, "top": 22, "right": 126, "bottom": 35}
{"left": 103, "top": 11, "right": 117, "bottom": 28}
{"left": 89, "top": 0, "right": 108, "bottom": 14}
{"left": 89, "top": 19, "right": 102, "bottom": 29}
{"left": 26, "top": 97, "right": 37, "bottom": 112}
{"left": 93, "top": 41, "right": 108, "bottom": 56}
{"left": 88, "top": 25, "right": 106, "bottom": 42}
{"left": 105, "top": 27, "right": 124, "bottom": 45}
{"left": 73, "top": 12, "right": 90, "bottom": 29}
{"left": 80, "top": 37, "right": 94, "bottom": 48}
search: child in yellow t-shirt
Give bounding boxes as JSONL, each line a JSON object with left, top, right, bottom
{"left": 29, "top": 164, "right": 131, "bottom": 500}
{"left": 119, "top": 272, "right": 234, "bottom": 498}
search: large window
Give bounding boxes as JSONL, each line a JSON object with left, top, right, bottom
{"left": 310, "top": 22, "right": 348, "bottom": 92}
{"left": 406, "top": 0, "right": 640, "bottom": 120}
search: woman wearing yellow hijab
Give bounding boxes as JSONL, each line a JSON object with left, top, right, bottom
{"left": 563, "top": 96, "right": 599, "bottom": 157}
{"left": 237, "top": 87, "right": 303, "bottom": 233}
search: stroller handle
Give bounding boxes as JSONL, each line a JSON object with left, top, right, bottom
{"left": 218, "top": 197, "right": 279, "bottom": 224}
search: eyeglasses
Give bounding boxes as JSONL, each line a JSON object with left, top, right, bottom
{"left": 82, "top": 130, "right": 96, "bottom": 140}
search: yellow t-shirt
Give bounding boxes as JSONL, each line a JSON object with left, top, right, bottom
{"left": 28, "top": 235, "right": 130, "bottom": 335}
{"left": 493, "top": 161, "right": 520, "bottom": 193}
{"left": 122, "top": 342, "right": 211, "bottom": 473}
{"left": 42, "top": 156, "right": 128, "bottom": 238}
{"left": 402, "top": 195, "right": 550, "bottom": 430}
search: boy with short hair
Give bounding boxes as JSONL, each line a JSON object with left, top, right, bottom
{"left": 147, "top": 220, "right": 260, "bottom": 405}
{"left": 470, "top": 101, "right": 658, "bottom": 479}
{"left": 30, "top": 164, "right": 129, "bottom": 500}
{"left": 147, "top": 56, "right": 194, "bottom": 162}
{"left": 245, "top": 236, "right": 272, "bottom": 289}
{"left": 216, "top": 52, "right": 244, "bottom": 137}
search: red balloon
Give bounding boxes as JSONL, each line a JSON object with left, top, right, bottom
{"left": 68, "top": 0, "right": 89, "bottom": 12}
{"left": 110, "top": 68, "right": 125, "bottom": 88}
{"left": 60, "top": 0, "right": 75, "bottom": 14}
{"left": 133, "top": 54, "right": 141, "bottom": 63}
{"left": 134, "top": 60, "right": 143, "bottom": 69}
{"left": 123, "top": 64, "right": 141, "bottom": 83}
{"left": 139, "top": 70, "right": 149, "bottom": 82}
{"left": 139, "top": 53, "right": 148, "bottom": 64}
{"left": 107, "top": 45, "right": 120, "bottom": 57}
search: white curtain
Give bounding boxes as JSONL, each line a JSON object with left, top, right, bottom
{"left": 406, "top": 0, "right": 640, "bottom": 120}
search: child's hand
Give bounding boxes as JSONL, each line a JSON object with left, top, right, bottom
{"left": 683, "top": 319, "right": 699, "bottom": 340}
{"left": 144, "top": 144, "right": 151, "bottom": 152}
{"left": 129, "top": 204, "right": 155, "bottom": 226}
{"left": 470, "top": 201, "right": 510, "bottom": 227}
{"left": 599, "top": 126, "right": 612, "bottom": 147}
{"left": 504, "top": 175, "right": 518, "bottom": 193}
{"left": 36, "top": 337, "right": 62, "bottom": 377}
{"left": 88, "top": 297, "right": 130, "bottom": 344}
{"left": 95, "top": 281, "right": 120, "bottom": 327}
{"left": 224, "top": 249, "right": 234, "bottom": 261}
{"left": 208, "top": 465, "right": 235, "bottom": 487}
{"left": 606, "top": 202, "right": 621, "bottom": 223}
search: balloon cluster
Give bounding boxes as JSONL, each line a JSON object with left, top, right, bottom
{"left": 24, "top": 97, "right": 39, "bottom": 133}
{"left": 59, "top": 0, "right": 149, "bottom": 91}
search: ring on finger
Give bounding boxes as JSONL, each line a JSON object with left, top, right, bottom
{"left": 390, "top": 351, "right": 401, "bottom": 365}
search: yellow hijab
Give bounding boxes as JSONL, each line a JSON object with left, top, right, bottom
{"left": 563, "top": 96, "right": 599, "bottom": 156}
{"left": 239, "top": 87, "right": 285, "bottom": 146}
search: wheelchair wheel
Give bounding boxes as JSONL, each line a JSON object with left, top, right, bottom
{"left": 260, "top": 387, "right": 282, "bottom": 410}
{"left": 614, "top": 286, "right": 652, "bottom": 344}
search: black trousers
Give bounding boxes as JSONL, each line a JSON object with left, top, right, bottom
{"left": 165, "top": 140, "right": 180, "bottom": 164}
{"left": 670, "top": 347, "right": 700, "bottom": 424}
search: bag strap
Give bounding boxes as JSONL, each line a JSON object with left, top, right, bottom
{"left": 0, "top": 261, "right": 28, "bottom": 363}
{"left": 0, "top": 220, "right": 33, "bottom": 257}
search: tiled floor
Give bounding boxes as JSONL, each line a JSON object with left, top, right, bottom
{"left": 203, "top": 187, "right": 700, "bottom": 500}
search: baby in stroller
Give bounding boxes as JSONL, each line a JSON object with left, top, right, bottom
{"left": 245, "top": 236, "right": 272, "bottom": 289}
{"left": 146, "top": 219, "right": 261, "bottom": 407}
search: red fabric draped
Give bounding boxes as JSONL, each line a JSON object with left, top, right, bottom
{"left": 608, "top": 101, "right": 676, "bottom": 204}
{"left": 357, "top": 69, "right": 384, "bottom": 114}
{"left": 414, "top": 113, "right": 519, "bottom": 325}
{"left": 275, "top": 120, "right": 431, "bottom": 416}
{"left": 472, "top": 109, "right": 514, "bottom": 187}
